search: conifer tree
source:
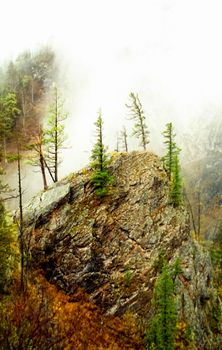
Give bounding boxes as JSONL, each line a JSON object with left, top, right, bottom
{"left": 126, "top": 92, "right": 149, "bottom": 150}
{"left": 146, "top": 263, "right": 177, "bottom": 350}
{"left": 162, "top": 122, "right": 177, "bottom": 180}
{"left": 90, "top": 110, "right": 113, "bottom": 196}
{"left": 170, "top": 150, "right": 183, "bottom": 207}
{"left": 44, "top": 85, "right": 67, "bottom": 183}
{"left": 0, "top": 92, "right": 20, "bottom": 162}
{"left": 162, "top": 122, "right": 183, "bottom": 207}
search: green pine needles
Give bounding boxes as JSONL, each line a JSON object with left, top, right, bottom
{"left": 90, "top": 111, "right": 113, "bottom": 197}
{"left": 170, "top": 150, "right": 182, "bottom": 207}
{"left": 162, "top": 122, "right": 182, "bottom": 207}
{"left": 0, "top": 91, "right": 20, "bottom": 162}
{"left": 162, "top": 123, "right": 177, "bottom": 180}
{"left": 146, "top": 262, "right": 177, "bottom": 350}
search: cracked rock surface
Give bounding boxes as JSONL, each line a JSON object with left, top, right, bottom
{"left": 24, "top": 152, "right": 222, "bottom": 349}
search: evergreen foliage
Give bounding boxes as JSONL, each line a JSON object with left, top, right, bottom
{"left": 162, "top": 122, "right": 183, "bottom": 207}
{"left": 170, "top": 150, "right": 183, "bottom": 207}
{"left": 162, "top": 122, "right": 177, "bottom": 180}
{"left": 146, "top": 262, "right": 177, "bottom": 350}
{"left": 126, "top": 92, "right": 149, "bottom": 150}
{"left": 90, "top": 111, "right": 113, "bottom": 196}
{"left": 0, "top": 92, "right": 20, "bottom": 161}
{"left": 3, "top": 47, "right": 56, "bottom": 137}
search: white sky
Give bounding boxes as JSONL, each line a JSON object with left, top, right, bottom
{"left": 1, "top": 0, "right": 222, "bottom": 173}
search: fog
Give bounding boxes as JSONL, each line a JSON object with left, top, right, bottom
{"left": 2, "top": 0, "right": 222, "bottom": 199}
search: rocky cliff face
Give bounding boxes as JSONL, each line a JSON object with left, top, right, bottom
{"left": 24, "top": 152, "right": 222, "bottom": 349}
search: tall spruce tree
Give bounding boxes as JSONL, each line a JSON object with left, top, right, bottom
{"left": 126, "top": 92, "right": 149, "bottom": 150}
{"left": 146, "top": 262, "right": 177, "bottom": 350}
{"left": 162, "top": 122, "right": 183, "bottom": 207}
{"left": 90, "top": 111, "right": 113, "bottom": 196}
{"left": 162, "top": 122, "right": 177, "bottom": 180}
{"left": 170, "top": 150, "right": 182, "bottom": 207}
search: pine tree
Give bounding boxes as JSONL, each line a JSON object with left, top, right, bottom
{"left": 44, "top": 85, "right": 67, "bottom": 183}
{"left": 0, "top": 91, "right": 20, "bottom": 162}
{"left": 90, "top": 111, "right": 113, "bottom": 196}
{"left": 146, "top": 263, "right": 177, "bottom": 350}
{"left": 162, "top": 122, "right": 183, "bottom": 207}
{"left": 170, "top": 150, "right": 182, "bottom": 207}
{"left": 162, "top": 122, "right": 177, "bottom": 180}
{"left": 126, "top": 92, "right": 149, "bottom": 150}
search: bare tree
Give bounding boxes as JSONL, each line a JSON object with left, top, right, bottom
{"left": 44, "top": 86, "right": 67, "bottom": 183}
{"left": 126, "top": 92, "right": 149, "bottom": 150}
{"left": 27, "top": 124, "right": 48, "bottom": 190}
{"left": 16, "top": 141, "right": 26, "bottom": 292}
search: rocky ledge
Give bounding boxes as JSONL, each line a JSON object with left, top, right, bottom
{"left": 24, "top": 152, "right": 222, "bottom": 349}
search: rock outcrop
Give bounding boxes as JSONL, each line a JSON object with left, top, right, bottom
{"left": 24, "top": 152, "right": 222, "bottom": 349}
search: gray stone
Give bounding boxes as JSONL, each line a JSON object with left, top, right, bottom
{"left": 23, "top": 181, "right": 71, "bottom": 226}
{"left": 24, "top": 152, "right": 222, "bottom": 349}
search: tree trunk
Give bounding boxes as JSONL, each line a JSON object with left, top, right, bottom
{"left": 17, "top": 144, "right": 26, "bottom": 292}
{"left": 3, "top": 135, "right": 7, "bottom": 164}
{"left": 40, "top": 149, "right": 48, "bottom": 190}
{"left": 99, "top": 121, "right": 103, "bottom": 172}
{"left": 54, "top": 88, "right": 58, "bottom": 182}
{"left": 21, "top": 90, "right": 26, "bottom": 134}
{"left": 197, "top": 191, "right": 201, "bottom": 237}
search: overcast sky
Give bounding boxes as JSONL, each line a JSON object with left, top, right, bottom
{"left": 1, "top": 0, "right": 222, "bottom": 173}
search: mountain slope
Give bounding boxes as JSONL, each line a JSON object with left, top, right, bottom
{"left": 24, "top": 151, "right": 222, "bottom": 349}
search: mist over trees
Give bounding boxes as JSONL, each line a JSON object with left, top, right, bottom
{"left": 0, "top": 43, "right": 221, "bottom": 349}
{"left": 0, "top": 46, "right": 56, "bottom": 162}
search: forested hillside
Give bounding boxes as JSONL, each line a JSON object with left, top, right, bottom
{"left": 0, "top": 44, "right": 222, "bottom": 349}
{"left": 0, "top": 47, "right": 56, "bottom": 163}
